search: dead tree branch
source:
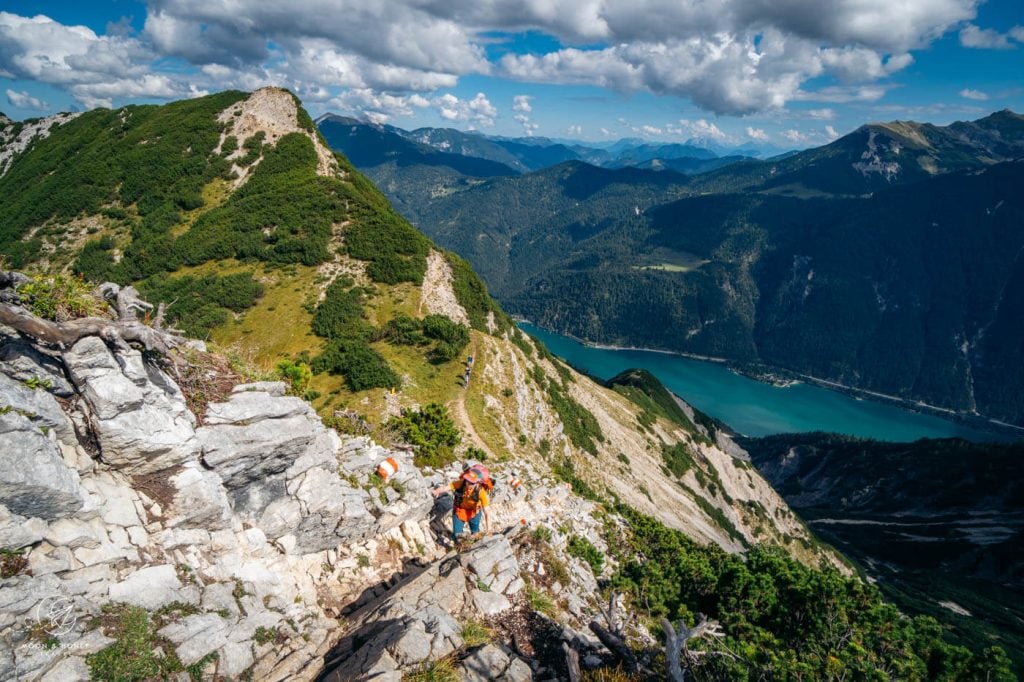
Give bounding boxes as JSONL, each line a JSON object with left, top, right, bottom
{"left": 661, "top": 614, "right": 725, "bottom": 682}
{"left": 0, "top": 272, "right": 184, "bottom": 355}
{"left": 562, "top": 641, "right": 582, "bottom": 682}
{"left": 589, "top": 591, "right": 639, "bottom": 674}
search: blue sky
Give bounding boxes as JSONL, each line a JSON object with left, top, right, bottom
{"left": 2, "top": 0, "right": 1022, "bottom": 149}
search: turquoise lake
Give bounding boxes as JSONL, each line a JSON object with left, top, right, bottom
{"left": 521, "top": 323, "right": 1019, "bottom": 443}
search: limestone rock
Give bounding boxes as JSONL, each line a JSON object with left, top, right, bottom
{"left": 63, "top": 337, "right": 197, "bottom": 474}
{"left": 0, "top": 412, "right": 84, "bottom": 520}
{"left": 232, "top": 380, "right": 287, "bottom": 396}
{"left": 0, "top": 338, "right": 74, "bottom": 397}
{"left": 165, "top": 463, "right": 234, "bottom": 530}
{"left": 0, "top": 506, "right": 47, "bottom": 548}
{"left": 107, "top": 565, "right": 194, "bottom": 610}
{"left": 0, "top": 371, "right": 77, "bottom": 444}
{"left": 158, "top": 613, "right": 231, "bottom": 666}
{"left": 459, "top": 643, "right": 533, "bottom": 682}
{"left": 472, "top": 588, "right": 512, "bottom": 616}
{"left": 199, "top": 414, "right": 318, "bottom": 488}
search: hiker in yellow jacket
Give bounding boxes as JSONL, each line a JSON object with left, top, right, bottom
{"left": 432, "top": 466, "right": 491, "bottom": 539}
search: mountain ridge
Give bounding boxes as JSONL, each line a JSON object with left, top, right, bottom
{"left": 321, "top": 109, "right": 1024, "bottom": 427}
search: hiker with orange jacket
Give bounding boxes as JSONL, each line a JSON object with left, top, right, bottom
{"left": 432, "top": 465, "right": 492, "bottom": 539}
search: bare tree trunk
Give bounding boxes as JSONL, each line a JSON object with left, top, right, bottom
{"left": 589, "top": 620, "right": 639, "bottom": 674}
{"left": 661, "top": 614, "right": 725, "bottom": 682}
{"left": 589, "top": 590, "right": 640, "bottom": 673}
{"left": 0, "top": 275, "right": 184, "bottom": 355}
{"left": 662, "top": 618, "right": 685, "bottom": 682}
{"left": 562, "top": 642, "right": 582, "bottom": 682}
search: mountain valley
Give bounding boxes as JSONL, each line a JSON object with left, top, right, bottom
{"left": 321, "top": 111, "right": 1024, "bottom": 429}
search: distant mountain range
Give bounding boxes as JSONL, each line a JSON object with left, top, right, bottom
{"left": 317, "top": 114, "right": 764, "bottom": 174}
{"left": 319, "top": 110, "right": 1024, "bottom": 428}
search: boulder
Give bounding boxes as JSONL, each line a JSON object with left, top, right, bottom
{"left": 0, "top": 412, "right": 84, "bottom": 519}
{"left": 165, "top": 463, "right": 234, "bottom": 531}
{"left": 63, "top": 338, "right": 198, "bottom": 474}
{"left": 0, "top": 372, "right": 76, "bottom": 445}
{"left": 107, "top": 565, "right": 194, "bottom": 610}
{"left": 0, "top": 338, "right": 74, "bottom": 397}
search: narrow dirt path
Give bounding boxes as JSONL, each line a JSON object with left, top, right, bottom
{"left": 447, "top": 337, "right": 494, "bottom": 459}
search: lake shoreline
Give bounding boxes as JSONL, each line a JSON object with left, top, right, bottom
{"left": 518, "top": 319, "right": 1024, "bottom": 441}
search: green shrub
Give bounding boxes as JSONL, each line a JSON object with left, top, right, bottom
{"left": 389, "top": 403, "right": 461, "bottom": 468}
{"left": 661, "top": 442, "right": 695, "bottom": 478}
{"left": 546, "top": 381, "right": 603, "bottom": 455}
{"left": 137, "top": 271, "right": 263, "bottom": 339}
{"left": 275, "top": 359, "right": 312, "bottom": 395}
{"left": 376, "top": 313, "right": 427, "bottom": 346}
{"left": 311, "top": 279, "right": 369, "bottom": 340}
{"left": 422, "top": 314, "right": 470, "bottom": 363}
{"left": 74, "top": 235, "right": 118, "bottom": 282}
{"left": 567, "top": 535, "right": 605, "bottom": 574}
{"left": 603, "top": 505, "right": 1014, "bottom": 680}
{"left": 551, "top": 458, "right": 601, "bottom": 502}
{"left": 16, "top": 274, "right": 107, "bottom": 321}
{"left": 313, "top": 339, "right": 401, "bottom": 391}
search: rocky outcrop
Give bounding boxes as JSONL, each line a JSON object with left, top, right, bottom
{"left": 0, "top": 411, "right": 84, "bottom": 519}
{"left": 0, "top": 323, "right": 447, "bottom": 680}
{"left": 63, "top": 336, "right": 198, "bottom": 474}
{"left": 321, "top": 534, "right": 534, "bottom": 682}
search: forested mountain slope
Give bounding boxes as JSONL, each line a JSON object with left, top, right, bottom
{"left": 745, "top": 433, "right": 1024, "bottom": 669}
{"left": 323, "top": 110, "right": 1024, "bottom": 427}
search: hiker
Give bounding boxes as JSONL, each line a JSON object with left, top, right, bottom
{"left": 432, "top": 466, "right": 492, "bottom": 539}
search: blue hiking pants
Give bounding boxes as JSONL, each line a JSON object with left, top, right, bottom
{"left": 452, "top": 510, "right": 481, "bottom": 537}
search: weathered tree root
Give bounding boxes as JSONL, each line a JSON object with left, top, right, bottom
{"left": 0, "top": 272, "right": 184, "bottom": 355}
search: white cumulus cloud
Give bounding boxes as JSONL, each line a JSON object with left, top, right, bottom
{"left": 5, "top": 88, "right": 49, "bottom": 110}
{"left": 746, "top": 126, "right": 769, "bottom": 141}
{"left": 679, "top": 118, "right": 729, "bottom": 142}
{"left": 959, "top": 88, "right": 988, "bottom": 100}
{"left": 959, "top": 24, "right": 1015, "bottom": 49}
{"left": 431, "top": 92, "right": 497, "bottom": 126}
{"left": 512, "top": 94, "right": 532, "bottom": 112}
{"left": 514, "top": 113, "right": 538, "bottom": 135}
{"left": 824, "top": 125, "right": 840, "bottom": 140}
{"left": 0, "top": 0, "right": 990, "bottom": 119}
